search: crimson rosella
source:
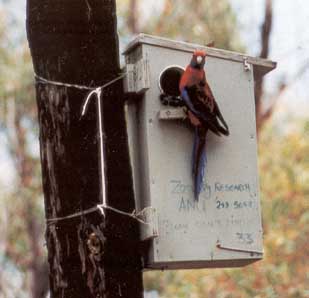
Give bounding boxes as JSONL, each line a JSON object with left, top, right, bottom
{"left": 179, "top": 49, "right": 229, "bottom": 200}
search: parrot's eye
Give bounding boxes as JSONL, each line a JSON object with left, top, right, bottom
{"left": 196, "top": 56, "right": 203, "bottom": 64}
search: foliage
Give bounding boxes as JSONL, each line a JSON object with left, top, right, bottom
{"left": 0, "top": 37, "right": 41, "bottom": 259}
{"left": 117, "top": 0, "right": 244, "bottom": 52}
{"left": 144, "top": 120, "right": 309, "bottom": 298}
{"left": 0, "top": 7, "right": 44, "bottom": 297}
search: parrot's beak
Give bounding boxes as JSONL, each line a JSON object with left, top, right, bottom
{"left": 196, "top": 56, "right": 203, "bottom": 64}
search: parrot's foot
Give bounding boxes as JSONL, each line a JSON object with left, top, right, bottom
{"left": 182, "top": 107, "right": 189, "bottom": 120}
{"left": 188, "top": 110, "right": 202, "bottom": 127}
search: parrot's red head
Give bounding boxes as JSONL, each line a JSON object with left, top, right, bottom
{"left": 190, "top": 49, "right": 206, "bottom": 69}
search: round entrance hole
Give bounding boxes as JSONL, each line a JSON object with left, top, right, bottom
{"left": 159, "top": 65, "right": 185, "bottom": 97}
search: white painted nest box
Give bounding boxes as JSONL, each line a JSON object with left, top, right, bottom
{"left": 123, "top": 34, "right": 276, "bottom": 270}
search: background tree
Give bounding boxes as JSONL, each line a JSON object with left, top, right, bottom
{"left": 127, "top": 0, "right": 139, "bottom": 34}
{"left": 0, "top": 0, "right": 308, "bottom": 297}
{"left": 0, "top": 12, "right": 48, "bottom": 296}
{"left": 255, "top": 0, "right": 278, "bottom": 133}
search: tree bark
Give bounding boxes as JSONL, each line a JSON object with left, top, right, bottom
{"left": 26, "top": 1, "right": 143, "bottom": 297}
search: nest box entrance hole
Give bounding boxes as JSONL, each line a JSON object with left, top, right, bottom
{"left": 159, "top": 65, "right": 184, "bottom": 97}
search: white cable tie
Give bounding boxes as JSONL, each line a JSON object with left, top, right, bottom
{"left": 35, "top": 73, "right": 126, "bottom": 118}
{"left": 46, "top": 205, "right": 151, "bottom": 226}
{"left": 96, "top": 89, "right": 107, "bottom": 207}
{"left": 35, "top": 72, "right": 149, "bottom": 228}
{"left": 35, "top": 73, "right": 126, "bottom": 93}
{"left": 99, "top": 205, "right": 151, "bottom": 225}
{"left": 35, "top": 74, "right": 95, "bottom": 90}
{"left": 82, "top": 87, "right": 101, "bottom": 117}
{"left": 97, "top": 204, "right": 106, "bottom": 217}
{"left": 46, "top": 205, "right": 100, "bottom": 225}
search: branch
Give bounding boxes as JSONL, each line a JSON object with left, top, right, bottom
{"left": 255, "top": 0, "right": 273, "bottom": 135}
{"left": 260, "top": 0, "right": 272, "bottom": 59}
{"left": 153, "top": 0, "right": 172, "bottom": 35}
{"left": 257, "top": 59, "right": 309, "bottom": 131}
{"left": 128, "top": 0, "right": 139, "bottom": 34}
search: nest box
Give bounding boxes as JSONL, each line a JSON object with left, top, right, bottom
{"left": 123, "top": 34, "right": 276, "bottom": 270}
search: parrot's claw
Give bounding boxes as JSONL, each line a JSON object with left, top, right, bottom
{"left": 182, "top": 107, "right": 189, "bottom": 120}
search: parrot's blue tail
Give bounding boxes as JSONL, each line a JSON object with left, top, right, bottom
{"left": 192, "top": 127, "right": 207, "bottom": 201}
{"left": 191, "top": 128, "right": 199, "bottom": 174}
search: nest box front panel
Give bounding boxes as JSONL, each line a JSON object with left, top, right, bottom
{"left": 127, "top": 42, "right": 263, "bottom": 269}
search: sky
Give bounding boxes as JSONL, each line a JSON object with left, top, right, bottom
{"left": 230, "top": 0, "right": 309, "bottom": 117}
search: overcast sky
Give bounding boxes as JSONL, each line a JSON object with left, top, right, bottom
{"left": 231, "top": 0, "right": 309, "bottom": 117}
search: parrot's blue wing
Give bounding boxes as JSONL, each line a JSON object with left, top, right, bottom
{"left": 181, "top": 88, "right": 204, "bottom": 118}
{"left": 181, "top": 88, "right": 217, "bottom": 128}
{"left": 182, "top": 88, "right": 208, "bottom": 201}
{"left": 181, "top": 88, "right": 228, "bottom": 136}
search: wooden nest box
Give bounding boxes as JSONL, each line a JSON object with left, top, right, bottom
{"left": 123, "top": 34, "right": 276, "bottom": 270}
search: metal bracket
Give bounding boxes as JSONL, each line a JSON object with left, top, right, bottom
{"left": 124, "top": 64, "right": 135, "bottom": 93}
{"left": 138, "top": 207, "right": 159, "bottom": 241}
{"left": 158, "top": 107, "right": 187, "bottom": 120}
{"left": 216, "top": 240, "right": 263, "bottom": 255}
{"left": 243, "top": 57, "right": 251, "bottom": 72}
{"left": 124, "top": 59, "right": 151, "bottom": 94}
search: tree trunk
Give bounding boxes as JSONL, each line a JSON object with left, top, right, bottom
{"left": 26, "top": 1, "right": 143, "bottom": 297}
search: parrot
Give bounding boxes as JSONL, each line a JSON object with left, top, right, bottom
{"left": 179, "top": 49, "right": 229, "bottom": 200}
